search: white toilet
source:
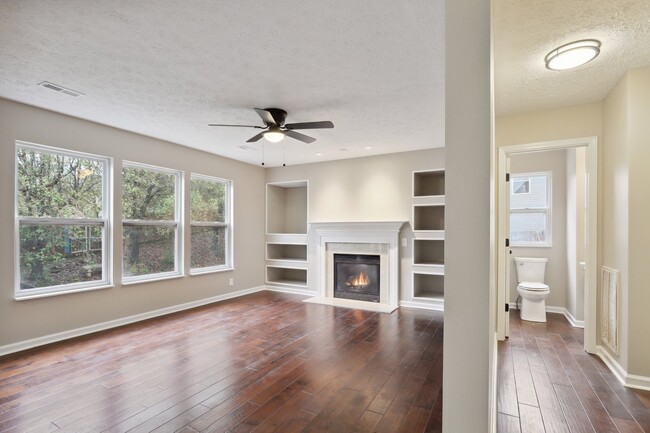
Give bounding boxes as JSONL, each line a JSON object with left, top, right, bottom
{"left": 514, "top": 257, "right": 550, "bottom": 322}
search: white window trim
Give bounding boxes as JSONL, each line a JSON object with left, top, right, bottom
{"left": 189, "top": 173, "right": 233, "bottom": 275}
{"left": 14, "top": 141, "right": 112, "bottom": 299}
{"left": 510, "top": 171, "right": 552, "bottom": 248}
{"left": 121, "top": 161, "right": 183, "bottom": 283}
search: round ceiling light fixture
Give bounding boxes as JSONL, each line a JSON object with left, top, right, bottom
{"left": 545, "top": 39, "right": 601, "bottom": 71}
{"left": 263, "top": 128, "right": 284, "bottom": 143}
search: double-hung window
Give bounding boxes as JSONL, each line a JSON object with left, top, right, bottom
{"left": 15, "top": 142, "right": 111, "bottom": 298}
{"left": 122, "top": 162, "right": 182, "bottom": 282}
{"left": 509, "top": 172, "right": 552, "bottom": 247}
{"left": 190, "top": 174, "right": 232, "bottom": 273}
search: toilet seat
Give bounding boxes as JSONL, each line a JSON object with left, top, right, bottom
{"left": 518, "top": 282, "right": 549, "bottom": 291}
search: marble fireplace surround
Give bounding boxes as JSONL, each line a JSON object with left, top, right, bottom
{"left": 303, "top": 221, "right": 405, "bottom": 313}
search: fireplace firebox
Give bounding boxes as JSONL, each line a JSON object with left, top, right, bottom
{"left": 333, "top": 254, "right": 380, "bottom": 302}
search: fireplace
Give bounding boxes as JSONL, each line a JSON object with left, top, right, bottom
{"left": 333, "top": 254, "right": 380, "bottom": 302}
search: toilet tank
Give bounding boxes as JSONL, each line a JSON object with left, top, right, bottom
{"left": 514, "top": 257, "right": 547, "bottom": 283}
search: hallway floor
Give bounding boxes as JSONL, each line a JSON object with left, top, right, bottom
{"left": 498, "top": 312, "right": 650, "bottom": 433}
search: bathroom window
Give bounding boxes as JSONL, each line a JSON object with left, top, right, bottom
{"left": 509, "top": 172, "right": 551, "bottom": 247}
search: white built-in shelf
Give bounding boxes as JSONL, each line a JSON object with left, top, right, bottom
{"left": 266, "top": 181, "right": 308, "bottom": 235}
{"left": 411, "top": 169, "right": 445, "bottom": 306}
{"left": 413, "top": 170, "right": 445, "bottom": 197}
{"left": 412, "top": 272, "right": 444, "bottom": 300}
{"left": 413, "top": 204, "right": 445, "bottom": 232}
{"left": 266, "top": 265, "right": 307, "bottom": 288}
{"left": 265, "top": 180, "right": 310, "bottom": 290}
{"left": 413, "top": 239, "right": 444, "bottom": 266}
{"left": 266, "top": 243, "right": 308, "bottom": 263}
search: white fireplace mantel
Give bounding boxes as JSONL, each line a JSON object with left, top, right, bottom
{"left": 304, "top": 221, "right": 405, "bottom": 313}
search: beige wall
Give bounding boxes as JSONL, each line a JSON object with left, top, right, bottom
{"left": 509, "top": 150, "right": 568, "bottom": 310}
{"left": 602, "top": 73, "right": 630, "bottom": 371}
{"left": 0, "top": 98, "right": 266, "bottom": 348}
{"left": 266, "top": 148, "right": 444, "bottom": 223}
{"left": 443, "top": 0, "right": 492, "bottom": 430}
{"left": 265, "top": 148, "right": 445, "bottom": 303}
{"left": 625, "top": 67, "right": 650, "bottom": 377}
{"left": 496, "top": 102, "right": 603, "bottom": 147}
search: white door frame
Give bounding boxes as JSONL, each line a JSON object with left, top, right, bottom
{"left": 496, "top": 136, "right": 598, "bottom": 354}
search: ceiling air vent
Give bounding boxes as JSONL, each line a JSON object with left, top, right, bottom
{"left": 38, "top": 81, "right": 85, "bottom": 97}
{"left": 237, "top": 144, "right": 257, "bottom": 151}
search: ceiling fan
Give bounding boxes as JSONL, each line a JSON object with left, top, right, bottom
{"left": 209, "top": 108, "right": 333, "bottom": 144}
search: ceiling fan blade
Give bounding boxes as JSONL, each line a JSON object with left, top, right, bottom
{"left": 254, "top": 108, "right": 278, "bottom": 126}
{"left": 208, "top": 123, "right": 263, "bottom": 128}
{"left": 246, "top": 132, "right": 266, "bottom": 142}
{"left": 285, "top": 130, "right": 316, "bottom": 144}
{"left": 285, "top": 121, "right": 334, "bottom": 130}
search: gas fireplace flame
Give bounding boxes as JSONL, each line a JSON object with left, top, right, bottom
{"left": 346, "top": 271, "right": 369, "bottom": 288}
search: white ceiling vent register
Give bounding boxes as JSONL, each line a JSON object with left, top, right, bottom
{"left": 38, "top": 81, "right": 85, "bottom": 97}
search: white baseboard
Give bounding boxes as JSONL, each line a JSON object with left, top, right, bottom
{"left": 597, "top": 346, "right": 650, "bottom": 391}
{"left": 399, "top": 300, "right": 444, "bottom": 312}
{"left": 0, "top": 285, "right": 266, "bottom": 357}
{"left": 264, "top": 285, "right": 315, "bottom": 297}
{"left": 489, "top": 332, "right": 499, "bottom": 433}
{"left": 562, "top": 309, "right": 585, "bottom": 328}
{"left": 508, "top": 302, "right": 584, "bottom": 328}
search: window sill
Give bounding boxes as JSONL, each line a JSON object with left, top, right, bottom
{"left": 511, "top": 244, "right": 553, "bottom": 248}
{"left": 190, "top": 267, "right": 234, "bottom": 276}
{"left": 121, "top": 273, "right": 184, "bottom": 286}
{"left": 15, "top": 284, "right": 114, "bottom": 301}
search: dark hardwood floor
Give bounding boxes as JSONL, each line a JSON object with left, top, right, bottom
{"left": 498, "top": 312, "right": 650, "bottom": 433}
{"left": 0, "top": 291, "right": 443, "bottom": 433}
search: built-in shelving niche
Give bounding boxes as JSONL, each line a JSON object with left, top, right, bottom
{"left": 412, "top": 273, "right": 444, "bottom": 301}
{"left": 413, "top": 239, "right": 444, "bottom": 266}
{"left": 266, "top": 243, "right": 307, "bottom": 262}
{"left": 266, "top": 181, "right": 308, "bottom": 234}
{"left": 411, "top": 169, "right": 445, "bottom": 307}
{"left": 413, "top": 205, "right": 445, "bottom": 232}
{"left": 266, "top": 266, "right": 308, "bottom": 287}
{"left": 413, "top": 170, "right": 445, "bottom": 197}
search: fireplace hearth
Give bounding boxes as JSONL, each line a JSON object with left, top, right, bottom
{"left": 334, "top": 254, "right": 380, "bottom": 302}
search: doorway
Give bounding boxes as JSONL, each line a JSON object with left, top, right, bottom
{"left": 496, "top": 137, "right": 598, "bottom": 353}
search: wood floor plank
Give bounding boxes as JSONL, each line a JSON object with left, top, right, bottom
{"left": 498, "top": 342, "right": 520, "bottom": 417}
{"left": 529, "top": 364, "right": 570, "bottom": 433}
{"left": 512, "top": 346, "right": 539, "bottom": 407}
{"left": 497, "top": 412, "right": 522, "bottom": 433}
{"left": 351, "top": 410, "right": 383, "bottom": 433}
{"left": 519, "top": 403, "right": 545, "bottom": 433}
{"left": 398, "top": 406, "right": 431, "bottom": 433}
{"left": 423, "top": 387, "right": 443, "bottom": 433}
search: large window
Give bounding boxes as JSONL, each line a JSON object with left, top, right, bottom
{"left": 190, "top": 174, "right": 232, "bottom": 273}
{"left": 122, "top": 162, "right": 182, "bottom": 282}
{"left": 509, "top": 172, "right": 552, "bottom": 247}
{"left": 15, "top": 142, "right": 110, "bottom": 297}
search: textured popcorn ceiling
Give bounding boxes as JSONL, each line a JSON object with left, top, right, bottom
{"left": 0, "top": 1, "right": 444, "bottom": 167}
{"left": 495, "top": 0, "right": 650, "bottom": 116}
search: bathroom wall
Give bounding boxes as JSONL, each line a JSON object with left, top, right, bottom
{"left": 566, "top": 147, "right": 586, "bottom": 323}
{"left": 509, "top": 149, "right": 567, "bottom": 309}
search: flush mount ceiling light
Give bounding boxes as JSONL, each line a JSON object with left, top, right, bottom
{"left": 545, "top": 39, "right": 601, "bottom": 71}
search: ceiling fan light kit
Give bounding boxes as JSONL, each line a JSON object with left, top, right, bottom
{"left": 545, "top": 39, "right": 601, "bottom": 71}
{"left": 209, "top": 107, "right": 334, "bottom": 144}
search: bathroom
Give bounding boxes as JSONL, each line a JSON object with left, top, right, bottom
{"left": 508, "top": 147, "right": 587, "bottom": 325}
